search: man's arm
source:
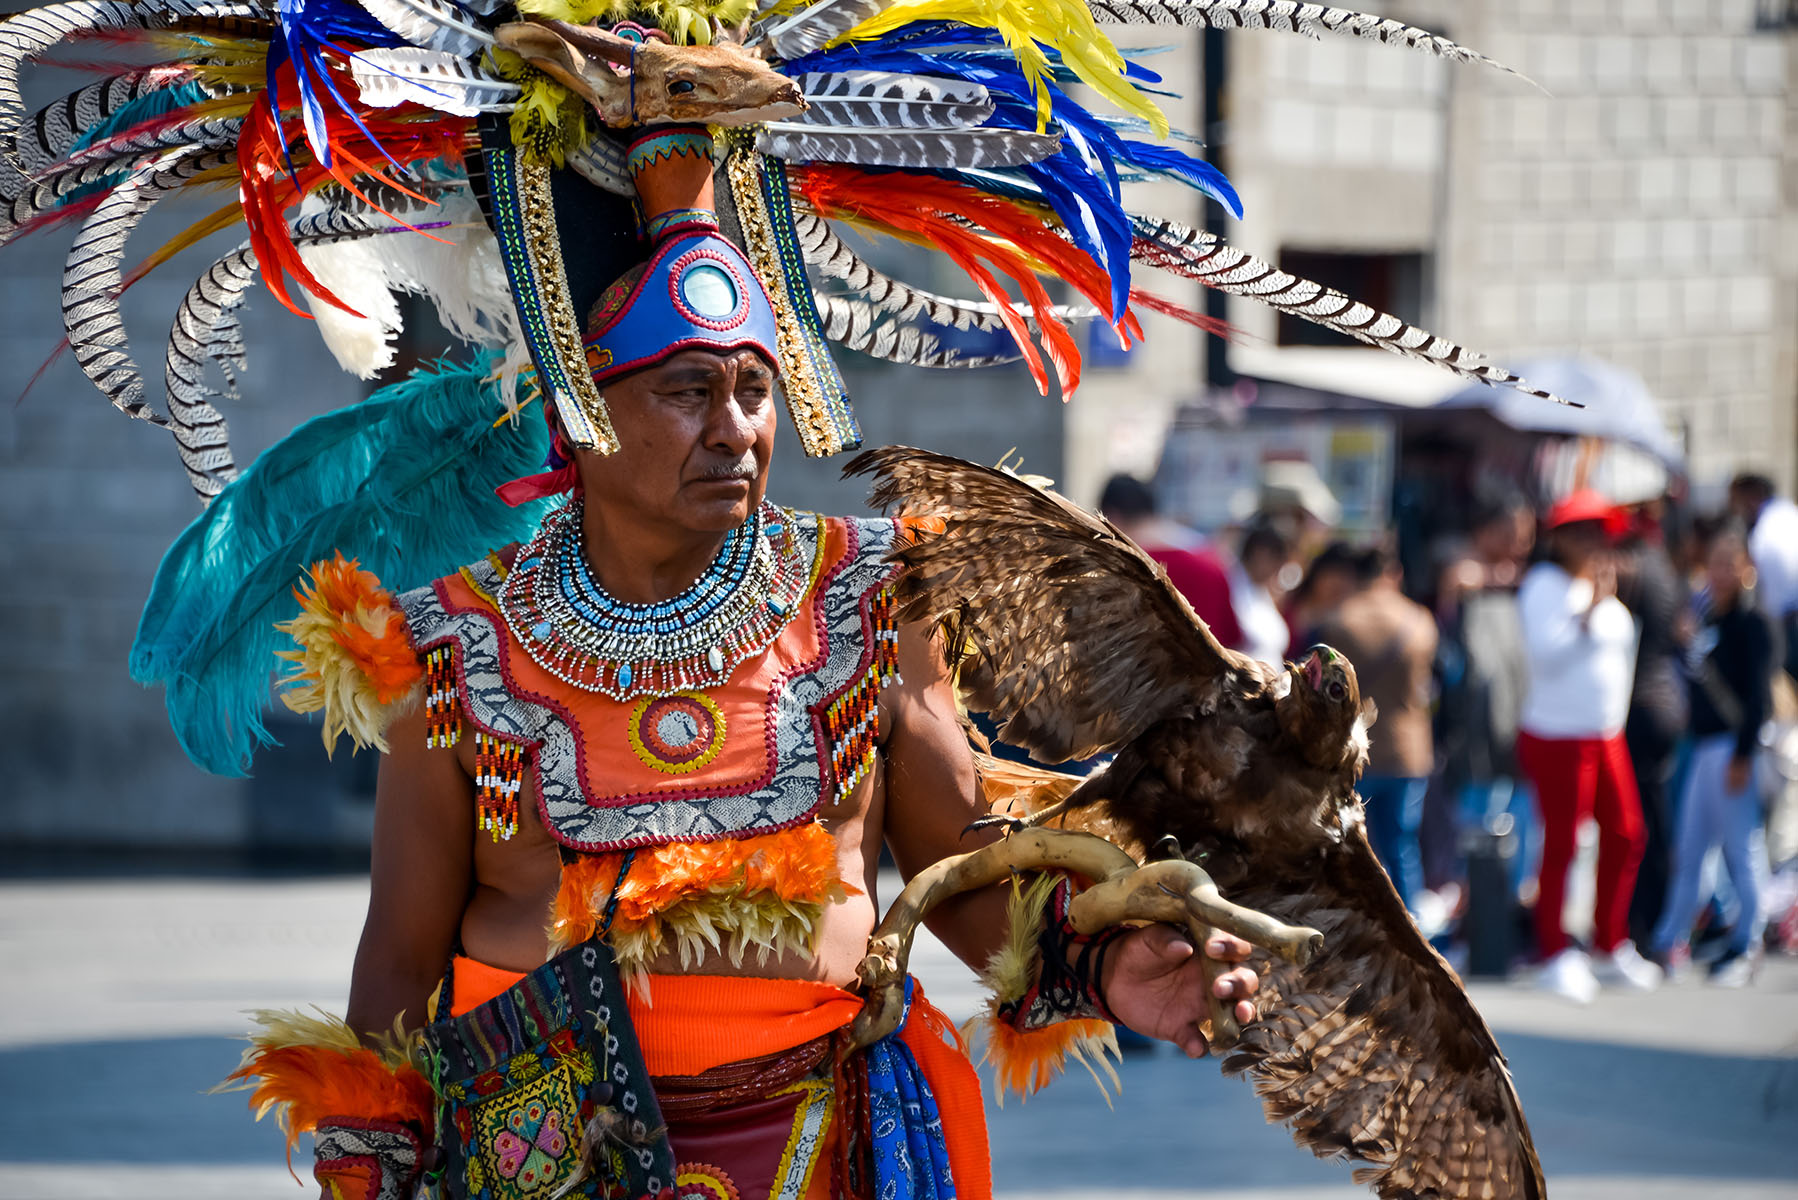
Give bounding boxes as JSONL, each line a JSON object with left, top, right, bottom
{"left": 344, "top": 703, "right": 476, "bottom": 1039}
{"left": 879, "top": 619, "right": 1013, "bottom": 971}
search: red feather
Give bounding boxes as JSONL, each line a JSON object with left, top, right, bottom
{"left": 1126, "top": 288, "right": 1235, "bottom": 341}
{"left": 239, "top": 62, "right": 467, "bottom": 317}
{"left": 794, "top": 165, "right": 1148, "bottom": 402}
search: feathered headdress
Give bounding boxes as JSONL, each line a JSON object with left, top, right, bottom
{"left": 2, "top": 0, "right": 1553, "bottom": 770}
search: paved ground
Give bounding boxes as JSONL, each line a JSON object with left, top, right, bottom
{"left": 2, "top": 874, "right": 1795, "bottom": 1200}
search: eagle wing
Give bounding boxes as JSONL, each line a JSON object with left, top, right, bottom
{"left": 1208, "top": 826, "right": 1546, "bottom": 1200}
{"left": 845, "top": 445, "right": 1247, "bottom": 763}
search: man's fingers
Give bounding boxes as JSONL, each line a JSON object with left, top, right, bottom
{"left": 1211, "top": 966, "right": 1260, "bottom": 999}
{"left": 1206, "top": 933, "right": 1254, "bottom": 962}
{"left": 1235, "top": 998, "right": 1257, "bottom": 1025}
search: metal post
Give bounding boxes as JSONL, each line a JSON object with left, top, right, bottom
{"left": 1202, "top": 28, "right": 1233, "bottom": 391}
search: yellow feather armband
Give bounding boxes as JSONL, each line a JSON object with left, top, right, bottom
{"left": 275, "top": 554, "right": 424, "bottom": 755}
{"left": 963, "top": 872, "right": 1121, "bottom": 1102}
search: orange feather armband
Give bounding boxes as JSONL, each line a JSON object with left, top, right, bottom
{"left": 274, "top": 553, "right": 424, "bottom": 756}
{"left": 218, "top": 1009, "right": 435, "bottom": 1162}
{"left": 964, "top": 872, "right": 1123, "bottom": 1101}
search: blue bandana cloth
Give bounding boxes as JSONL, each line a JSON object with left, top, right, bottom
{"left": 863, "top": 977, "right": 958, "bottom": 1200}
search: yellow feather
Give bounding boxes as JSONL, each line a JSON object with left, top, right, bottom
{"left": 835, "top": 0, "right": 1166, "bottom": 137}
{"left": 131, "top": 198, "right": 246, "bottom": 284}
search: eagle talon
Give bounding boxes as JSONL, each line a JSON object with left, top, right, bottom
{"left": 964, "top": 812, "right": 1032, "bottom": 837}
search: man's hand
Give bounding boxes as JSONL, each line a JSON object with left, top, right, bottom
{"left": 1099, "top": 923, "right": 1259, "bottom": 1058}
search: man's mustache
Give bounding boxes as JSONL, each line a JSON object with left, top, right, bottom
{"left": 695, "top": 460, "right": 759, "bottom": 481}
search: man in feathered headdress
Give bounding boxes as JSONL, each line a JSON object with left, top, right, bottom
{"left": 226, "top": 116, "right": 1263, "bottom": 1200}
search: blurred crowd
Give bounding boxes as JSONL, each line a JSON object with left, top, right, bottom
{"left": 1099, "top": 468, "right": 1798, "bottom": 1000}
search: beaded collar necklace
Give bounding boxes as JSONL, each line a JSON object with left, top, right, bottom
{"left": 498, "top": 498, "right": 813, "bottom": 699}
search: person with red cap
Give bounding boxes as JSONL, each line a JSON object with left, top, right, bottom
{"left": 1515, "top": 489, "right": 1662, "bottom": 1002}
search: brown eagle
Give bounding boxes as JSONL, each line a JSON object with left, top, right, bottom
{"left": 846, "top": 446, "right": 1545, "bottom": 1200}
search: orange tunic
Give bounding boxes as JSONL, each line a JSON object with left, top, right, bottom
{"left": 400, "top": 507, "right": 901, "bottom": 852}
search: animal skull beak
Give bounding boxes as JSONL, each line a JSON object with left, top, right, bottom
{"left": 494, "top": 18, "right": 632, "bottom": 113}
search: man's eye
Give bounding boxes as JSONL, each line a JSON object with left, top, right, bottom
{"left": 669, "top": 80, "right": 696, "bottom": 94}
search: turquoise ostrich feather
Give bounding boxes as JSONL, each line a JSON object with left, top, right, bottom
{"left": 130, "top": 356, "right": 552, "bottom": 776}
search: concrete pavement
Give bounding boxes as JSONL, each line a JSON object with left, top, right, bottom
{"left": 1, "top": 874, "right": 1794, "bottom": 1200}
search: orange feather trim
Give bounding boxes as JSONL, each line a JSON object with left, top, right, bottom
{"left": 276, "top": 553, "right": 423, "bottom": 754}
{"left": 793, "top": 165, "right": 1145, "bottom": 403}
{"left": 968, "top": 1013, "right": 1118, "bottom": 1102}
{"left": 218, "top": 1012, "right": 433, "bottom": 1165}
{"left": 551, "top": 823, "right": 857, "bottom": 966}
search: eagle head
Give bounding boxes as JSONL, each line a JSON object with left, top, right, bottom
{"left": 1275, "top": 645, "right": 1369, "bottom": 776}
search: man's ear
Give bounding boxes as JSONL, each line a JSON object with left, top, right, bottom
{"left": 1359, "top": 698, "right": 1379, "bottom": 729}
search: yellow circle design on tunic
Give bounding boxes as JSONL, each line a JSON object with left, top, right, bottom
{"left": 627, "top": 691, "right": 727, "bottom": 775}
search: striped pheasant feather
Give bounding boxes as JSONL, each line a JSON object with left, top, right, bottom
{"left": 793, "top": 71, "right": 994, "bottom": 131}
{"left": 165, "top": 241, "right": 256, "bottom": 499}
{"left": 565, "top": 134, "right": 631, "bottom": 196}
{"left": 758, "top": 124, "right": 1061, "bottom": 169}
{"left": 9, "top": 66, "right": 195, "bottom": 182}
{"left": 1085, "top": 0, "right": 1530, "bottom": 82}
{"left": 795, "top": 212, "right": 1095, "bottom": 333}
{"left": 165, "top": 209, "right": 417, "bottom": 502}
{"left": 815, "top": 294, "right": 1020, "bottom": 368}
{"left": 1132, "top": 216, "right": 1562, "bottom": 403}
{"left": 61, "top": 145, "right": 236, "bottom": 424}
{"left": 51, "top": 111, "right": 245, "bottom": 176}
{"left": 0, "top": 0, "right": 263, "bottom": 170}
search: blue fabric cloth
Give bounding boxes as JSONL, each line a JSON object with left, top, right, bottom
{"left": 864, "top": 978, "right": 956, "bottom": 1200}
{"left": 1360, "top": 775, "right": 1428, "bottom": 910}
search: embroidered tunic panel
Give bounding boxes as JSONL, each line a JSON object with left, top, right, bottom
{"left": 399, "top": 511, "right": 900, "bottom": 852}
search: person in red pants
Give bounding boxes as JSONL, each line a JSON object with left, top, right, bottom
{"left": 1515, "top": 490, "right": 1662, "bottom": 1002}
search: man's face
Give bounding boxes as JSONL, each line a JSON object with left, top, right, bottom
{"left": 575, "top": 348, "right": 777, "bottom": 534}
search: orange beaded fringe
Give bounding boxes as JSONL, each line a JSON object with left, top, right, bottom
{"left": 424, "top": 645, "right": 461, "bottom": 749}
{"left": 473, "top": 730, "right": 526, "bottom": 842}
{"left": 823, "top": 583, "right": 901, "bottom": 800}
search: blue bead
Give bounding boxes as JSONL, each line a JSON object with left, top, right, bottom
{"left": 618, "top": 664, "right": 634, "bottom": 689}
{"left": 768, "top": 598, "right": 787, "bottom": 617}
{"left": 532, "top": 621, "right": 552, "bottom": 640}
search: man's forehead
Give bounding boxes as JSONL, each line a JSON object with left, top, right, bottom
{"left": 654, "top": 348, "right": 777, "bottom": 378}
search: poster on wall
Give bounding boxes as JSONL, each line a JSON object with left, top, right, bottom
{"left": 1157, "top": 415, "right": 1394, "bottom": 535}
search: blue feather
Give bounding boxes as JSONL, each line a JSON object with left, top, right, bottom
{"left": 273, "top": 0, "right": 407, "bottom": 172}
{"left": 130, "top": 357, "right": 551, "bottom": 776}
{"left": 785, "top": 26, "right": 1241, "bottom": 318}
{"left": 68, "top": 81, "right": 213, "bottom": 155}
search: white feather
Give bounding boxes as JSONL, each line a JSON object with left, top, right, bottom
{"left": 297, "top": 191, "right": 522, "bottom": 379}
{"left": 357, "top": 0, "right": 495, "bottom": 54}
{"left": 349, "top": 47, "right": 518, "bottom": 116}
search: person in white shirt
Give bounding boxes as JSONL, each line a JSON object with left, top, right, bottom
{"left": 1228, "top": 522, "right": 1293, "bottom": 667}
{"left": 1515, "top": 490, "right": 1661, "bottom": 1002}
{"left": 1729, "top": 472, "right": 1798, "bottom": 682}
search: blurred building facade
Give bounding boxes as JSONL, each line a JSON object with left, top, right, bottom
{"left": 1204, "top": 0, "right": 1798, "bottom": 489}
